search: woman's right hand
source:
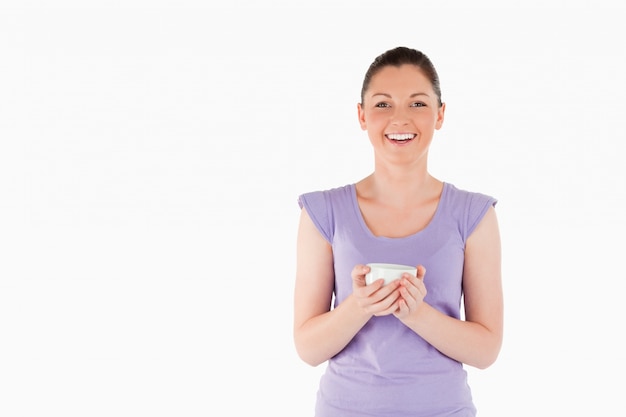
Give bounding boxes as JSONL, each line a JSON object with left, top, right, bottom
{"left": 351, "top": 264, "right": 401, "bottom": 317}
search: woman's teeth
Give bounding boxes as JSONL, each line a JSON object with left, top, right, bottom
{"left": 387, "top": 134, "right": 415, "bottom": 141}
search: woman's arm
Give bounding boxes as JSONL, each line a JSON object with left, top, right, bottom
{"left": 396, "top": 205, "right": 503, "bottom": 369}
{"left": 293, "top": 208, "right": 400, "bottom": 366}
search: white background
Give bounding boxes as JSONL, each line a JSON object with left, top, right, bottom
{"left": 1, "top": 1, "right": 625, "bottom": 416}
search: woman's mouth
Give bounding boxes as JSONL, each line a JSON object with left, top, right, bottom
{"left": 386, "top": 133, "right": 416, "bottom": 143}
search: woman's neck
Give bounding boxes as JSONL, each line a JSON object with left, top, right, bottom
{"left": 358, "top": 164, "right": 441, "bottom": 209}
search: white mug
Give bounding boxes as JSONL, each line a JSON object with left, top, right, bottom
{"left": 365, "top": 263, "right": 417, "bottom": 285}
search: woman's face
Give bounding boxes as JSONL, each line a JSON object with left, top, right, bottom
{"left": 358, "top": 64, "right": 445, "bottom": 165}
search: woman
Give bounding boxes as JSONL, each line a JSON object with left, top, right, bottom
{"left": 294, "top": 46, "right": 503, "bottom": 416}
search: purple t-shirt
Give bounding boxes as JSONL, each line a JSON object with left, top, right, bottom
{"left": 298, "top": 182, "right": 497, "bottom": 417}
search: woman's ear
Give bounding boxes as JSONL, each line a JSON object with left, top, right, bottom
{"left": 435, "top": 102, "right": 446, "bottom": 130}
{"left": 357, "top": 102, "right": 367, "bottom": 131}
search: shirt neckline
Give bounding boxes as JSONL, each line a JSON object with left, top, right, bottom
{"left": 349, "top": 182, "right": 448, "bottom": 241}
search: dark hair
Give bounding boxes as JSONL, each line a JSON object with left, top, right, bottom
{"left": 360, "top": 46, "right": 442, "bottom": 107}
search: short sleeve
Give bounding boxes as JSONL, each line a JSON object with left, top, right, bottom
{"left": 465, "top": 192, "right": 498, "bottom": 239}
{"left": 297, "top": 191, "right": 334, "bottom": 244}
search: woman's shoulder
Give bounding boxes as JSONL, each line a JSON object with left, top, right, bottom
{"left": 444, "top": 182, "right": 497, "bottom": 206}
{"left": 442, "top": 182, "right": 497, "bottom": 239}
{"left": 302, "top": 183, "right": 354, "bottom": 196}
{"left": 298, "top": 183, "right": 354, "bottom": 205}
{"left": 296, "top": 184, "right": 355, "bottom": 243}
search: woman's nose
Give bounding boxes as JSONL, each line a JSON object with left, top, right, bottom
{"left": 390, "top": 107, "right": 410, "bottom": 125}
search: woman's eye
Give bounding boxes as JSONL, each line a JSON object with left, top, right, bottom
{"left": 411, "top": 102, "right": 426, "bottom": 107}
{"left": 375, "top": 102, "right": 390, "bottom": 108}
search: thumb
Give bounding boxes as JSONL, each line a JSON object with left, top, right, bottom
{"left": 416, "top": 265, "right": 426, "bottom": 280}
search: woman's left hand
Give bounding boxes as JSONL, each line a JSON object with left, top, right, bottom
{"left": 393, "top": 265, "right": 427, "bottom": 320}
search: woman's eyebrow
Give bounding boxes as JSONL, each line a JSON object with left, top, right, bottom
{"left": 410, "top": 92, "right": 430, "bottom": 98}
{"left": 370, "top": 92, "right": 431, "bottom": 98}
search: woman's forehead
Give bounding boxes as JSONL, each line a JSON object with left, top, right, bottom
{"left": 366, "top": 66, "right": 434, "bottom": 96}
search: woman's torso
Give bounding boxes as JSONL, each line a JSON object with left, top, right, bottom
{"left": 298, "top": 182, "right": 496, "bottom": 417}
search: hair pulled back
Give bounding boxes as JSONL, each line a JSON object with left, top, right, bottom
{"left": 360, "top": 46, "right": 442, "bottom": 107}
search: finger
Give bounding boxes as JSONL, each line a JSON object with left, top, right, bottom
{"left": 408, "top": 282, "right": 427, "bottom": 304}
{"left": 393, "top": 299, "right": 408, "bottom": 318}
{"left": 416, "top": 265, "right": 426, "bottom": 280}
{"left": 359, "top": 280, "right": 385, "bottom": 298}
{"left": 400, "top": 286, "right": 421, "bottom": 312}
{"left": 352, "top": 264, "right": 372, "bottom": 282}
{"left": 398, "top": 273, "right": 419, "bottom": 299}
{"left": 352, "top": 264, "right": 371, "bottom": 290}
{"left": 399, "top": 284, "right": 415, "bottom": 300}
{"left": 374, "top": 291, "right": 401, "bottom": 316}
{"left": 403, "top": 273, "right": 426, "bottom": 297}
{"left": 373, "top": 280, "right": 401, "bottom": 300}
{"left": 351, "top": 264, "right": 369, "bottom": 279}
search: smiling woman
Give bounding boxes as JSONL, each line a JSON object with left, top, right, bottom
{"left": 293, "top": 46, "right": 503, "bottom": 417}
{"left": 357, "top": 62, "right": 445, "bottom": 175}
